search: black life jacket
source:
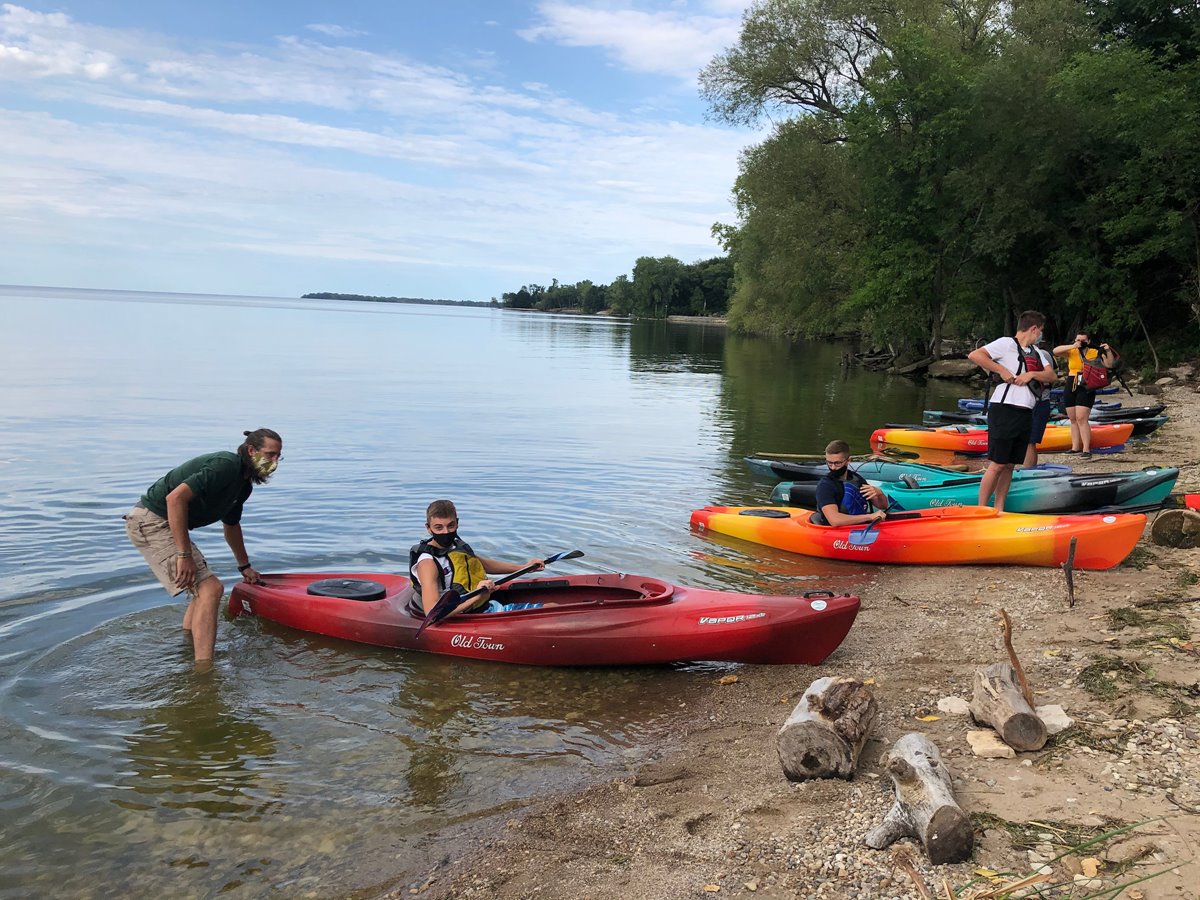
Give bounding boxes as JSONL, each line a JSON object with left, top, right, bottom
{"left": 988, "top": 338, "right": 1048, "bottom": 409}
{"left": 409, "top": 537, "right": 488, "bottom": 609}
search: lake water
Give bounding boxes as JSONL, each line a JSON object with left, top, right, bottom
{"left": 0, "top": 286, "right": 966, "bottom": 897}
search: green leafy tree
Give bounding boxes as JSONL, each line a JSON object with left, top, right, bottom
{"left": 632, "top": 256, "right": 685, "bottom": 317}
{"left": 607, "top": 274, "right": 634, "bottom": 315}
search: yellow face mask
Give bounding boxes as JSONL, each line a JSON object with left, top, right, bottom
{"left": 250, "top": 452, "right": 278, "bottom": 478}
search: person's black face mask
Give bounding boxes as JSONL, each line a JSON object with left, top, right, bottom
{"left": 432, "top": 530, "right": 458, "bottom": 548}
{"left": 828, "top": 464, "right": 848, "bottom": 478}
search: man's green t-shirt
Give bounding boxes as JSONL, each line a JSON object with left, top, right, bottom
{"left": 141, "top": 451, "right": 253, "bottom": 529}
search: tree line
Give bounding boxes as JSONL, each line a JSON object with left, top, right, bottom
{"left": 499, "top": 256, "right": 734, "bottom": 317}
{"left": 303, "top": 292, "right": 498, "bottom": 308}
{"left": 694, "top": 0, "right": 1200, "bottom": 365}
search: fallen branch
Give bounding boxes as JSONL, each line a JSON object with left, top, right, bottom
{"left": 1062, "top": 536, "right": 1077, "bottom": 608}
{"left": 1166, "top": 792, "right": 1200, "bottom": 814}
{"left": 999, "top": 609, "right": 1035, "bottom": 709}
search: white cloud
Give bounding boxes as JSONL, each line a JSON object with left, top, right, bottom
{"left": 519, "top": 1, "right": 746, "bottom": 80}
{"left": 0, "top": 3, "right": 756, "bottom": 296}
{"left": 305, "top": 23, "right": 366, "bottom": 39}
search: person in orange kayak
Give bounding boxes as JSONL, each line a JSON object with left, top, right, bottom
{"left": 1052, "top": 330, "right": 1118, "bottom": 459}
{"left": 124, "top": 428, "right": 282, "bottom": 665}
{"left": 811, "top": 440, "right": 889, "bottom": 526}
{"left": 967, "top": 311, "right": 1058, "bottom": 511}
{"left": 410, "top": 500, "right": 545, "bottom": 618}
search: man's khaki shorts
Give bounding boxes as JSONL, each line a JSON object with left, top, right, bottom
{"left": 124, "top": 505, "right": 213, "bottom": 597}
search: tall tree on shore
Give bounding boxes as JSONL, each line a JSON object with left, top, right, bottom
{"left": 701, "top": 0, "right": 1200, "bottom": 361}
{"left": 702, "top": 0, "right": 1017, "bottom": 357}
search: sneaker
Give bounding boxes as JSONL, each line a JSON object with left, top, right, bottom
{"left": 1064, "top": 449, "right": 1080, "bottom": 454}
{"left": 1080, "top": 451, "right": 1092, "bottom": 459}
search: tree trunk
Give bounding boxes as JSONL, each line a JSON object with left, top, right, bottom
{"left": 970, "top": 662, "right": 1047, "bottom": 751}
{"left": 865, "top": 733, "right": 973, "bottom": 864}
{"left": 777, "top": 676, "right": 878, "bottom": 781}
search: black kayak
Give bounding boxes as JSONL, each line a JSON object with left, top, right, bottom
{"left": 744, "top": 457, "right": 1068, "bottom": 483}
{"left": 921, "top": 411, "right": 1167, "bottom": 437}
{"left": 925, "top": 403, "right": 1165, "bottom": 424}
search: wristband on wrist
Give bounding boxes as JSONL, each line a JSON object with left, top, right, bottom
{"left": 176, "top": 551, "right": 192, "bottom": 558}
{"left": 238, "top": 562, "right": 252, "bottom": 572}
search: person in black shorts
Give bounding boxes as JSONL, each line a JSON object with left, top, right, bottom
{"left": 967, "top": 311, "right": 1057, "bottom": 511}
{"left": 1053, "top": 331, "right": 1117, "bottom": 458}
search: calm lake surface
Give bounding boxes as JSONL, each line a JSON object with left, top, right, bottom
{"left": 0, "top": 286, "right": 967, "bottom": 897}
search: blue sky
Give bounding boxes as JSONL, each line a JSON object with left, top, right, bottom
{"left": 0, "top": 1, "right": 757, "bottom": 300}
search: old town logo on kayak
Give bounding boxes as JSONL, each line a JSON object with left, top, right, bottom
{"left": 929, "top": 498, "right": 963, "bottom": 507}
{"left": 967, "top": 439, "right": 986, "bottom": 446}
{"left": 1015, "top": 524, "right": 1070, "bottom": 533}
{"left": 698, "top": 613, "right": 767, "bottom": 625}
{"left": 450, "top": 634, "right": 506, "bottom": 651}
{"left": 832, "top": 540, "right": 871, "bottom": 551}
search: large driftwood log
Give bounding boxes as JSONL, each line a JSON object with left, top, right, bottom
{"left": 865, "top": 733, "right": 973, "bottom": 864}
{"left": 1151, "top": 508, "right": 1200, "bottom": 549}
{"left": 970, "top": 662, "right": 1047, "bottom": 751}
{"left": 777, "top": 676, "right": 878, "bottom": 781}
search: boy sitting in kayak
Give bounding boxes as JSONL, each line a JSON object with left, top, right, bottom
{"left": 810, "top": 441, "right": 889, "bottom": 527}
{"left": 410, "top": 499, "right": 545, "bottom": 618}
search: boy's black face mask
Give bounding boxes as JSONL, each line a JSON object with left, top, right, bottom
{"left": 432, "top": 530, "right": 458, "bottom": 548}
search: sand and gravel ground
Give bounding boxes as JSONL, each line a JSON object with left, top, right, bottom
{"left": 384, "top": 375, "right": 1200, "bottom": 900}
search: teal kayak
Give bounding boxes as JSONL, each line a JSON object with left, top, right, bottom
{"left": 769, "top": 466, "right": 1179, "bottom": 514}
{"left": 745, "top": 457, "right": 1069, "bottom": 485}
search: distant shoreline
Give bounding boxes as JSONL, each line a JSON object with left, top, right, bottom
{"left": 301, "top": 292, "right": 496, "bottom": 308}
{"left": 303, "top": 293, "right": 730, "bottom": 326}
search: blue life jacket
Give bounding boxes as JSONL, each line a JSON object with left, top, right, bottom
{"left": 839, "top": 480, "right": 869, "bottom": 516}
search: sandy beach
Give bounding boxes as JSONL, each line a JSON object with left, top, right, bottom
{"left": 386, "top": 376, "right": 1200, "bottom": 900}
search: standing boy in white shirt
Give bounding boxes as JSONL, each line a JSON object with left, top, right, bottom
{"left": 966, "top": 311, "right": 1057, "bottom": 511}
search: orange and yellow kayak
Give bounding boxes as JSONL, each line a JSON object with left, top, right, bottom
{"left": 870, "top": 422, "right": 1133, "bottom": 454}
{"left": 689, "top": 505, "right": 1144, "bottom": 570}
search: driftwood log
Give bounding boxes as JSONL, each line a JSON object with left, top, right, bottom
{"left": 970, "top": 662, "right": 1047, "bottom": 751}
{"left": 1151, "top": 508, "right": 1200, "bottom": 549}
{"left": 777, "top": 676, "right": 878, "bottom": 781}
{"left": 865, "top": 733, "right": 973, "bottom": 864}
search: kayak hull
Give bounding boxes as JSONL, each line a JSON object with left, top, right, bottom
{"left": 229, "top": 572, "right": 860, "bottom": 666}
{"left": 924, "top": 410, "right": 1167, "bottom": 436}
{"left": 747, "top": 457, "right": 1066, "bottom": 485}
{"left": 871, "top": 422, "right": 1134, "bottom": 454}
{"left": 770, "top": 467, "right": 1178, "bottom": 515}
{"left": 958, "top": 397, "right": 1123, "bottom": 413}
{"left": 690, "top": 505, "right": 1145, "bottom": 570}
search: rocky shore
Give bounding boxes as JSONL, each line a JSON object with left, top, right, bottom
{"left": 386, "top": 378, "right": 1200, "bottom": 900}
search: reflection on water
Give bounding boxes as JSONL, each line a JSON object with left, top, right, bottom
{"left": 0, "top": 287, "right": 971, "bottom": 896}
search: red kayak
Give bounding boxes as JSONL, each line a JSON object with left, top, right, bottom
{"left": 228, "top": 572, "right": 860, "bottom": 666}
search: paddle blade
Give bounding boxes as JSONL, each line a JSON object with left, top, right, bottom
{"left": 847, "top": 526, "right": 881, "bottom": 546}
{"left": 414, "top": 586, "right": 465, "bottom": 638}
{"left": 546, "top": 549, "right": 584, "bottom": 563}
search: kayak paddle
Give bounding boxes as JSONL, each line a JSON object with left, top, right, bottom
{"left": 414, "top": 549, "right": 585, "bottom": 637}
{"left": 847, "top": 496, "right": 899, "bottom": 546}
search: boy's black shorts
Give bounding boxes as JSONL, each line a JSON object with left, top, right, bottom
{"left": 987, "top": 403, "right": 1033, "bottom": 465}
